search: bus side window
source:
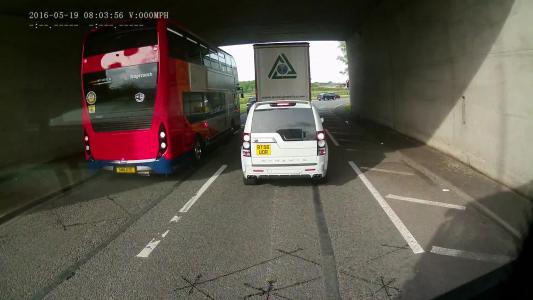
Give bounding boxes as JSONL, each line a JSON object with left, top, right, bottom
{"left": 209, "top": 52, "right": 220, "bottom": 70}
{"left": 183, "top": 92, "right": 206, "bottom": 123}
{"left": 234, "top": 93, "right": 240, "bottom": 110}
{"left": 167, "top": 27, "right": 202, "bottom": 64}
{"left": 203, "top": 53, "right": 211, "bottom": 67}
{"left": 206, "top": 93, "right": 225, "bottom": 115}
{"left": 225, "top": 55, "right": 232, "bottom": 74}
{"left": 218, "top": 53, "right": 227, "bottom": 72}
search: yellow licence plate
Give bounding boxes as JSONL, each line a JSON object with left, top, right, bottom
{"left": 115, "top": 166, "right": 136, "bottom": 174}
{"left": 256, "top": 144, "right": 271, "bottom": 156}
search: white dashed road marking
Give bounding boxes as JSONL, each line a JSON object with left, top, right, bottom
{"left": 349, "top": 161, "right": 424, "bottom": 254}
{"left": 136, "top": 165, "right": 227, "bottom": 258}
{"left": 360, "top": 167, "right": 415, "bottom": 176}
{"left": 386, "top": 194, "right": 466, "bottom": 210}
{"left": 137, "top": 229, "right": 170, "bottom": 258}
{"left": 430, "top": 246, "right": 512, "bottom": 264}
{"left": 324, "top": 129, "right": 339, "bottom": 147}
{"left": 399, "top": 154, "right": 522, "bottom": 239}
{"left": 179, "top": 164, "right": 227, "bottom": 213}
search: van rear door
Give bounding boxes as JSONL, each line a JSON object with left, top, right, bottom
{"left": 250, "top": 105, "right": 317, "bottom": 166}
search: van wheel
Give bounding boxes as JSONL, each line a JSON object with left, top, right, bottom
{"left": 243, "top": 177, "right": 257, "bottom": 185}
{"left": 193, "top": 137, "right": 204, "bottom": 162}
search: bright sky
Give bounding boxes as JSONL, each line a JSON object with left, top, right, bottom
{"left": 221, "top": 41, "right": 348, "bottom": 83}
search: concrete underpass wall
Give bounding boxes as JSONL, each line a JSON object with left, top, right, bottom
{"left": 0, "top": 16, "right": 84, "bottom": 168}
{"left": 347, "top": 0, "right": 533, "bottom": 198}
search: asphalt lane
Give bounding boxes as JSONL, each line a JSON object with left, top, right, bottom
{"left": 0, "top": 99, "right": 523, "bottom": 299}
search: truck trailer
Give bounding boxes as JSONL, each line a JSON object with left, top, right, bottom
{"left": 253, "top": 42, "right": 311, "bottom": 101}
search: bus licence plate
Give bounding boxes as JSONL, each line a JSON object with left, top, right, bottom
{"left": 115, "top": 166, "right": 136, "bottom": 174}
{"left": 256, "top": 144, "right": 271, "bottom": 156}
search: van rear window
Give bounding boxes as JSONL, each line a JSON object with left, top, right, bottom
{"left": 251, "top": 108, "right": 316, "bottom": 141}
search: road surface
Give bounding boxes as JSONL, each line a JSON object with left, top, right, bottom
{"left": 0, "top": 99, "right": 524, "bottom": 299}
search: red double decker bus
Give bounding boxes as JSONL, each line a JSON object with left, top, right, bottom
{"left": 81, "top": 20, "right": 240, "bottom": 175}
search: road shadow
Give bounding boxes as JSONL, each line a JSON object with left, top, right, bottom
{"left": 400, "top": 182, "right": 533, "bottom": 299}
{"left": 8, "top": 131, "right": 243, "bottom": 216}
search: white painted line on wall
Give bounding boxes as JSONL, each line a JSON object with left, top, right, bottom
{"left": 430, "top": 246, "right": 512, "bottom": 264}
{"left": 179, "top": 164, "right": 227, "bottom": 213}
{"left": 324, "top": 129, "right": 339, "bottom": 147}
{"left": 349, "top": 161, "right": 424, "bottom": 254}
{"left": 136, "top": 238, "right": 162, "bottom": 258}
{"left": 386, "top": 194, "right": 466, "bottom": 210}
{"left": 399, "top": 154, "right": 522, "bottom": 240}
{"left": 360, "top": 167, "right": 415, "bottom": 176}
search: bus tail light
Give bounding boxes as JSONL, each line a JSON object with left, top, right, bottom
{"left": 242, "top": 132, "right": 251, "bottom": 157}
{"left": 317, "top": 131, "right": 326, "bottom": 156}
{"left": 83, "top": 130, "right": 93, "bottom": 159}
{"left": 157, "top": 124, "right": 168, "bottom": 159}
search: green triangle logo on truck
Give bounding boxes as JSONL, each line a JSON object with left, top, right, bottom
{"left": 268, "top": 54, "right": 297, "bottom": 79}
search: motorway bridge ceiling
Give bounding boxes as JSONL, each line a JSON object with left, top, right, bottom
{"left": 5, "top": 0, "right": 379, "bottom": 44}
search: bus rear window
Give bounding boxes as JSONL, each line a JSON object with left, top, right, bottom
{"left": 82, "top": 62, "right": 157, "bottom": 132}
{"left": 84, "top": 27, "right": 157, "bottom": 57}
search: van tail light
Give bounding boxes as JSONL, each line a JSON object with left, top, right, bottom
{"left": 317, "top": 130, "right": 326, "bottom": 156}
{"left": 157, "top": 124, "right": 168, "bottom": 159}
{"left": 242, "top": 132, "right": 251, "bottom": 157}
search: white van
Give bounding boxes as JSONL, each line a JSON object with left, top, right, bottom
{"left": 241, "top": 100, "right": 328, "bottom": 185}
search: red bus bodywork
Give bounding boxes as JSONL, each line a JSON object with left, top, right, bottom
{"left": 81, "top": 20, "right": 239, "bottom": 174}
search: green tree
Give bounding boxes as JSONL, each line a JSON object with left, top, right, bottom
{"left": 337, "top": 41, "right": 348, "bottom": 75}
{"left": 239, "top": 80, "right": 256, "bottom": 93}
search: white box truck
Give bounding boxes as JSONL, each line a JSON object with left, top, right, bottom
{"left": 254, "top": 42, "right": 311, "bottom": 101}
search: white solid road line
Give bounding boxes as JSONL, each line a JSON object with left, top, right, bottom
{"left": 386, "top": 194, "right": 466, "bottom": 210}
{"left": 349, "top": 161, "right": 425, "bottom": 254}
{"left": 179, "top": 164, "right": 228, "bottom": 213}
{"left": 430, "top": 246, "right": 512, "bottom": 264}
{"left": 360, "top": 167, "right": 415, "bottom": 176}
{"left": 324, "top": 129, "right": 340, "bottom": 147}
{"left": 170, "top": 215, "right": 181, "bottom": 223}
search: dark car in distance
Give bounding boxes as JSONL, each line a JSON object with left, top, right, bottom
{"left": 317, "top": 93, "right": 340, "bottom": 101}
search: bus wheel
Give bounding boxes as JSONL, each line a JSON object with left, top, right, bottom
{"left": 193, "top": 137, "right": 204, "bottom": 162}
{"left": 231, "top": 120, "right": 239, "bottom": 133}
